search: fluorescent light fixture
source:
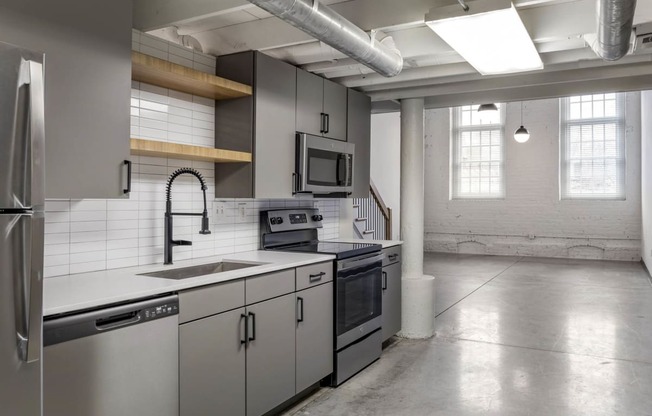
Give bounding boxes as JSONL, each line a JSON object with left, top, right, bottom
{"left": 425, "top": 0, "right": 543, "bottom": 75}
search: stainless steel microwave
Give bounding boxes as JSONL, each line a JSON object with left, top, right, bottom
{"left": 295, "top": 133, "right": 355, "bottom": 196}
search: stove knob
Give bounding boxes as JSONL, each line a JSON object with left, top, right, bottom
{"left": 270, "top": 217, "right": 277, "bottom": 225}
{"left": 276, "top": 217, "right": 284, "bottom": 224}
{"left": 312, "top": 215, "right": 323, "bottom": 222}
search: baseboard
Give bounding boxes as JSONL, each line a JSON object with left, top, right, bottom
{"left": 641, "top": 260, "right": 652, "bottom": 285}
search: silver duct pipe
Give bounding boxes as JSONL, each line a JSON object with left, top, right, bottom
{"left": 595, "top": 0, "right": 637, "bottom": 61}
{"left": 246, "top": 0, "right": 403, "bottom": 77}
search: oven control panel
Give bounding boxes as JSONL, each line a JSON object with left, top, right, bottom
{"left": 262, "top": 208, "right": 323, "bottom": 233}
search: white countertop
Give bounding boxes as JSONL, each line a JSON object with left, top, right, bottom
{"left": 326, "top": 238, "right": 403, "bottom": 249}
{"left": 44, "top": 250, "right": 335, "bottom": 317}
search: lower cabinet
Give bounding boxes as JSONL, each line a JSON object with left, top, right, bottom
{"left": 382, "top": 246, "right": 402, "bottom": 342}
{"left": 246, "top": 294, "right": 296, "bottom": 416}
{"left": 296, "top": 282, "right": 333, "bottom": 392}
{"left": 179, "top": 307, "right": 246, "bottom": 416}
{"left": 179, "top": 267, "right": 335, "bottom": 416}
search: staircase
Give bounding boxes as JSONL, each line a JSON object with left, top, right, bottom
{"left": 352, "top": 180, "right": 392, "bottom": 240}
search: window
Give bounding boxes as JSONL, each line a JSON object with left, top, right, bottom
{"left": 451, "top": 104, "right": 505, "bottom": 199}
{"left": 560, "top": 93, "right": 626, "bottom": 199}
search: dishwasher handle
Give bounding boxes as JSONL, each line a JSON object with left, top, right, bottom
{"left": 44, "top": 294, "right": 179, "bottom": 347}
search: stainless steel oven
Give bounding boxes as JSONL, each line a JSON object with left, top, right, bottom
{"left": 336, "top": 253, "right": 383, "bottom": 349}
{"left": 295, "top": 133, "right": 354, "bottom": 195}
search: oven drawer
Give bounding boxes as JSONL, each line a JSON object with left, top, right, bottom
{"left": 382, "top": 246, "right": 401, "bottom": 267}
{"left": 296, "top": 261, "right": 333, "bottom": 291}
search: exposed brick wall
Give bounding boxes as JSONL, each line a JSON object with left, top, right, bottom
{"left": 424, "top": 93, "right": 642, "bottom": 261}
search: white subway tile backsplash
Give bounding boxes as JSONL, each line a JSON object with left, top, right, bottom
{"left": 43, "top": 31, "right": 342, "bottom": 278}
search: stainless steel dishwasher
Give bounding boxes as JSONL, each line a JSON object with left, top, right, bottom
{"left": 43, "top": 294, "right": 180, "bottom": 416}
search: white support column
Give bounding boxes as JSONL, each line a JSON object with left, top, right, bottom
{"left": 399, "top": 98, "right": 435, "bottom": 339}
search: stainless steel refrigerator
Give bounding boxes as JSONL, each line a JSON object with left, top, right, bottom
{"left": 0, "top": 41, "right": 45, "bottom": 416}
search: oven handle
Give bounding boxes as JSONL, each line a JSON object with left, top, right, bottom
{"left": 338, "top": 253, "right": 385, "bottom": 272}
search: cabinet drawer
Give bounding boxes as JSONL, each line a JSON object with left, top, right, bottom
{"left": 179, "top": 279, "right": 245, "bottom": 323}
{"left": 296, "top": 261, "right": 333, "bottom": 291}
{"left": 246, "top": 269, "right": 295, "bottom": 305}
{"left": 382, "top": 246, "right": 401, "bottom": 267}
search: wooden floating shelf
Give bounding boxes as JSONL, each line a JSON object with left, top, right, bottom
{"left": 131, "top": 51, "right": 252, "bottom": 100}
{"left": 130, "top": 138, "right": 252, "bottom": 163}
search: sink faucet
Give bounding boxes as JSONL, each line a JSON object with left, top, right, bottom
{"left": 164, "top": 167, "right": 211, "bottom": 264}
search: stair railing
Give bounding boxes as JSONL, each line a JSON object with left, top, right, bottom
{"left": 353, "top": 180, "right": 392, "bottom": 240}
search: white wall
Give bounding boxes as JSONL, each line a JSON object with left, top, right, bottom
{"left": 424, "top": 93, "right": 642, "bottom": 261}
{"left": 370, "top": 112, "right": 401, "bottom": 239}
{"left": 642, "top": 91, "right": 652, "bottom": 268}
{"left": 42, "top": 31, "right": 341, "bottom": 278}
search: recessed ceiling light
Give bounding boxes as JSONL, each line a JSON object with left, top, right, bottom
{"left": 425, "top": 0, "right": 543, "bottom": 75}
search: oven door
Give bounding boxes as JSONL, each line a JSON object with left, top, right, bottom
{"left": 296, "top": 133, "right": 354, "bottom": 194}
{"left": 335, "top": 252, "right": 383, "bottom": 350}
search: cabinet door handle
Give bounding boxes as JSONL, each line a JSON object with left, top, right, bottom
{"left": 382, "top": 271, "right": 388, "bottom": 291}
{"left": 123, "top": 160, "right": 132, "bottom": 194}
{"left": 297, "top": 297, "right": 304, "bottom": 323}
{"left": 248, "top": 312, "right": 256, "bottom": 342}
{"left": 324, "top": 113, "right": 330, "bottom": 134}
{"left": 388, "top": 254, "right": 398, "bottom": 261}
{"left": 240, "top": 313, "right": 248, "bottom": 345}
{"left": 309, "top": 272, "right": 325, "bottom": 282}
{"left": 320, "top": 112, "right": 326, "bottom": 133}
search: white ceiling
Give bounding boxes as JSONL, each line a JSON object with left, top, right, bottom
{"left": 135, "top": 0, "right": 652, "bottom": 109}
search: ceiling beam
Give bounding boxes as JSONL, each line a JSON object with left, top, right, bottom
{"left": 133, "top": 0, "right": 249, "bottom": 31}
{"left": 360, "top": 58, "right": 652, "bottom": 106}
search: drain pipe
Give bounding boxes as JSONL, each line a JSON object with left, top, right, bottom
{"left": 593, "top": 0, "right": 637, "bottom": 60}
{"left": 246, "top": 0, "right": 403, "bottom": 77}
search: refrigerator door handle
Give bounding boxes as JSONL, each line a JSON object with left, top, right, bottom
{"left": 27, "top": 60, "right": 46, "bottom": 210}
{"left": 18, "top": 214, "right": 43, "bottom": 364}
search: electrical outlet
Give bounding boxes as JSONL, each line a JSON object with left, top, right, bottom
{"left": 237, "top": 203, "right": 247, "bottom": 221}
{"left": 215, "top": 203, "right": 226, "bottom": 216}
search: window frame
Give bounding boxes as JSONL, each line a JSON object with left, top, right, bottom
{"left": 450, "top": 104, "right": 506, "bottom": 200}
{"left": 559, "top": 93, "right": 627, "bottom": 201}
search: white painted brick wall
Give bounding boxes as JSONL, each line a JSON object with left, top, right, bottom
{"left": 424, "top": 93, "right": 642, "bottom": 261}
{"left": 43, "top": 31, "right": 340, "bottom": 278}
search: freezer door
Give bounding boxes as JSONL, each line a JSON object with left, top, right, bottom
{"left": 0, "top": 42, "right": 45, "bottom": 210}
{"left": 0, "top": 212, "right": 44, "bottom": 416}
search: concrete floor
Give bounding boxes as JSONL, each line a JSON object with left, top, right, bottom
{"left": 283, "top": 253, "right": 652, "bottom": 416}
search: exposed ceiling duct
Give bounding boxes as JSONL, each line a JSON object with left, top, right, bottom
{"left": 594, "top": 0, "right": 637, "bottom": 60}
{"left": 245, "top": 0, "right": 404, "bottom": 77}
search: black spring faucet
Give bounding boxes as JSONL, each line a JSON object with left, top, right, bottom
{"left": 164, "top": 167, "right": 211, "bottom": 264}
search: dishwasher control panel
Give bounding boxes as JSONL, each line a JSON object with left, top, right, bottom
{"left": 143, "top": 302, "right": 179, "bottom": 320}
{"left": 44, "top": 295, "right": 179, "bottom": 347}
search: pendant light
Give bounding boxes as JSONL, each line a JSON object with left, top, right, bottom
{"left": 514, "top": 101, "right": 530, "bottom": 143}
{"left": 477, "top": 103, "right": 498, "bottom": 112}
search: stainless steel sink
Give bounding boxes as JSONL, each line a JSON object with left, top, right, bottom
{"left": 138, "top": 261, "right": 263, "bottom": 280}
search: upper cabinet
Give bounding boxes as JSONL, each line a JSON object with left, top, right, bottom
{"left": 215, "top": 51, "right": 297, "bottom": 198}
{"left": 0, "top": 0, "right": 132, "bottom": 199}
{"left": 296, "top": 70, "right": 347, "bottom": 141}
{"left": 347, "top": 89, "right": 372, "bottom": 198}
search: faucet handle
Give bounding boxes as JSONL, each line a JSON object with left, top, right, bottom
{"left": 173, "top": 239, "right": 193, "bottom": 246}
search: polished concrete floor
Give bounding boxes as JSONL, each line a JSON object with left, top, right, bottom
{"left": 283, "top": 253, "right": 652, "bottom": 416}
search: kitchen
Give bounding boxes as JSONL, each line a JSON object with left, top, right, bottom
{"left": 2, "top": 0, "right": 652, "bottom": 415}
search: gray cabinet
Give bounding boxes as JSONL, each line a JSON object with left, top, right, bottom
{"left": 382, "top": 246, "right": 402, "bottom": 342}
{"left": 296, "top": 69, "right": 347, "bottom": 141}
{"left": 296, "top": 282, "right": 334, "bottom": 393}
{"left": 0, "top": 0, "right": 132, "bottom": 198}
{"left": 215, "top": 51, "right": 296, "bottom": 198}
{"left": 179, "top": 308, "right": 246, "bottom": 416}
{"left": 246, "top": 294, "right": 296, "bottom": 416}
{"left": 347, "top": 89, "right": 372, "bottom": 198}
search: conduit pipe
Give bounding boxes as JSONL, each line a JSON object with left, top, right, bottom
{"left": 594, "top": 0, "right": 637, "bottom": 60}
{"left": 246, "top": 0, "right": 403, "bottom": 77}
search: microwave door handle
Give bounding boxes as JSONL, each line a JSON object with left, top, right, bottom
{"left": 345, "top": 154, "right": 352, "bottom": 187}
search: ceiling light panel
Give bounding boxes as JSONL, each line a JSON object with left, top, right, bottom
{"left": 425, "top": 0, "right": 543, "bottom": 75}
